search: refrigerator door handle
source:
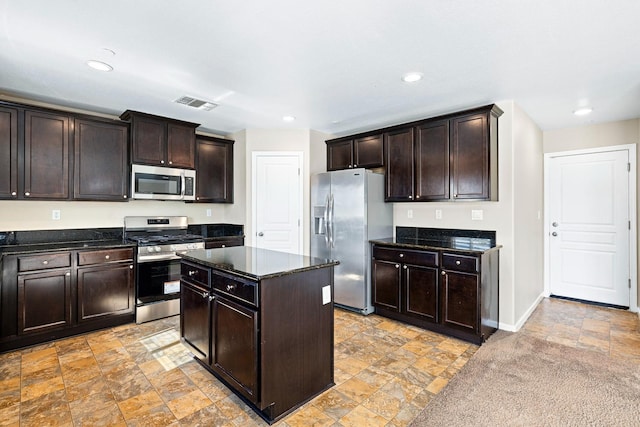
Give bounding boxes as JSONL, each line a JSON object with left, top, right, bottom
{"left": 328, "top": 193, "right": 335, "bottom": 248}
{"left": 323, "top": 194, "right": 330, "bottom": 247}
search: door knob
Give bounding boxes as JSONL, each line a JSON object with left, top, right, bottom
{"left": 552, "top": 222, "right": 558, "bottom": 227}
{"left": 258, "top": 232, "right": 264, "bottom": 236}
{"left": 551, "top": 232, "right": 558, "bottom": 237}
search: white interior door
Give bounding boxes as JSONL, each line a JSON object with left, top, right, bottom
{"left": 548, "top": 149, "right": 630, "bottom": 307}
{"left": 253, "top": 152, "right": 302, "bottom": 254}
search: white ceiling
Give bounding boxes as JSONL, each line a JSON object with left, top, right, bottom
{"left": 1, "top": 0, "right": 639, "bottom": 137}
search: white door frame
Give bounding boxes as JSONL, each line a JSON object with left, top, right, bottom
{"left": 543, "top": 144, "right": 637, "bottom": 312}
{"left": 251, "top": 151, "right": 303, "bottom": 254}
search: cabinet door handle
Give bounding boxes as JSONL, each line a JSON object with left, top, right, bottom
{"left": 403, "top": 265, "right": 407, "bottom": 270}
{"left": 201, "top": 291, "right": 209, "bottom": 299}
{"left": 395, "top": 264, "right": 400, "bottom": 269}
{"left": 408, "top": 195, "right": 413, "bottom": 199}
{"left": 399, "top": 253, "right": 404, "bottom": 258}
{"left": 65, "top": 272, "right": 71, "bottom": 277}
{"left": 208, "top": 295, "right": 216, "bottom": 302}
{"left": 11, "top": 191, "right": 16, "bottom": 196}
{"left": 160, "top": 160, "right": 165, "bottom": 164}
{"left": 123, "top": 195, "right": 127, "bottom": 199}
{"left": 42, "top": 260, "right": 49, "bottom": 265}
{"left": 25, "top": 192, "right": 30, "bottom": 196}
{"left": 169, "top": 161, "right": 173, "bottom": 165}
{"left": 129, "top": 265, "right": 133, "bottom": 269}
{"left": 455, "top": 260, "right": 461, "bottom": 265}
{"left": 226, "top": 284, "right": 236, "bottom": 292}
{"left": 441, "top": 271, "right": 446, "bottom": 276}
{"left": 105, "top": 255, "right": 110, "bottom": 260}
{"left": 188, "top": 270, "right": 197, "bottom": 276}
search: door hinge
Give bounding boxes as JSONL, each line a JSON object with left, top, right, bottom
{"left": 298, "top": 167, "right": 300, "bottom": 176}
{"left": 629, "top": 221, "right": 631, "bottom": 230}
{"left": 629, "top": 279, "right": 632, "bottom": 289}
{"left": 628, "top": 163, "right": 631, "bottom": 172}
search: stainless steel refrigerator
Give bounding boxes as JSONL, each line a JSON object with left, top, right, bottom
{"left": 310, "top": 169, "right": 392, "bottom": 314}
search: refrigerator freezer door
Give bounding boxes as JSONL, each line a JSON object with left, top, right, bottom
{"left": 310, "top": 173, "right": 332, "bottom": 260}
{"left": 331, "top": 169, "right": 368, "bottom": 311}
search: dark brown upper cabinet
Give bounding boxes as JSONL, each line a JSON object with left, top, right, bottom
{"left": 415, "top": 119, "right": 450, "bottom": 201}
{"left": 0, "top": 105, "right": 18, "bottom": 199}
{"left": 24, "top": 110, "right": 71, "bottom": 200}
{"left": 120, "top": 110, "right": 199, "bottom": 169}
{"left": 326, "top": 133, "right": 383, "bottom": 171}
{"left": 73, "top": 117, "right": 129, "bottom": 201}
{"left": 384, "top": 127, "right": 414, "bottom": 201}
{"left": 194, "top": 135, "right": 234, "bottom": 203}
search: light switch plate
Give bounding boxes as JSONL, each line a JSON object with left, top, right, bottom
{"left": 322, "top": 285, "right": 331, "bottom": 305}
{"left": 471, "top": 209, "right": 483, "bottom": 220}
{"left": 435, "top": 209, "right": 442, "bottom": 220}
{"left": 52, "top": 210, "right": 61, "bottom": 220}
{"left": 407, "top": 209, "right": 413, "bottom": 219}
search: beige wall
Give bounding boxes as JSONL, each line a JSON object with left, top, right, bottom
{"left": 543, "top": 118, "right": 640, "bottom": 308}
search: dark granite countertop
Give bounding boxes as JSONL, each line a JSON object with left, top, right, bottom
{"left": 178, "top": 246, "right": 339, "bottom": 281}
{"left": 0, "top": 239, "right": 135, "bottom": 256}
{"left": 371, "top": 227, "right": 501, "bottom": 254}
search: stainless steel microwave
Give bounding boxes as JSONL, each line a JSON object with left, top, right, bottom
{"left": 131, "top": 164, "right": 196, "bottom": 201}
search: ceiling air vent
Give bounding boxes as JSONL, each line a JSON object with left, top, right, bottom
{"left": 174, "top": 96, "right": 218, "bottom": 111}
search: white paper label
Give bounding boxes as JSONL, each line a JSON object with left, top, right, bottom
{"left": 164, "top": 280, "right": 180, "bottom": 294}
{"left": 322, "top": 285, "right": 331, "bottom": 305}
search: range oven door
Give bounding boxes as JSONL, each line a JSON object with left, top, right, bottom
{"left": 136, "top": 258, "right": 181, "bottom": 323}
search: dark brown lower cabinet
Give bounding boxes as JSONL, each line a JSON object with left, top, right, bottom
{"left": 1, "top": 246, "right": 136, "bottom": 353}
{"left": 180, "top": 280, "right": 211, "bottom": 362}
{"left": 372, "top": 243, "right": 499, "bottom": 344}
{"left": 77, "top": 263, "right": 134, "bottom": 322}
{"left": 211, "top": 296, "right": 258, "bottom": 403}
{"left": 18, "top": 268, "right": 72, "bottom": 335}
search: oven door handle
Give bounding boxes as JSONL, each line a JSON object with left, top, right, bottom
{"left": 137, "top": 253, "right": 181, "bottom": 262}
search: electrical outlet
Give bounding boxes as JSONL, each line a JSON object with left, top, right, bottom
{"left": 435, "top": 209, "right": 442, "bottom": 220}
{"left": 471, "top": 209, "right": 483, "bottom": 221}
{"left": 407, "top": 209, "right": 413, "bottom": 219}
{"left": 206, "top": 209, "right": 212, "bottom": 217}
{"left": 52, "top": 210, "right": 61, "bottom": 220}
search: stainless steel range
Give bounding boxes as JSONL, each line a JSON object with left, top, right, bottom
{"left": 124, "top": 216, "right": 204, "bottom": 323}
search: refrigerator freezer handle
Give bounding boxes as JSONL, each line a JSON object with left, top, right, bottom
{"left": 323, "top": 194, "right": 330, "bottom": 247}
{"left": 329, "top": 193, "right": 335, "bottom": 248}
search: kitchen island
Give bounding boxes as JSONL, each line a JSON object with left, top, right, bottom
{"left": 178, "top": 246, "right": 338, "bottom": 424}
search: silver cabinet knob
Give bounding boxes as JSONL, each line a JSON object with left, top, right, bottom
{"left": 441, "top": 271, "right": 446, "bottom": 276}
{"left": 188, "top": 270, "right": 197, "bottom": 276}
{"left": 65, "top": 272, "right": 71, "bottom": 276}
{"left": 169, "top": 161, "right": 173, "bottom": 165}
{"left": 395, "top": 264, "right": 400, "bottom": 268}
{"left": 123, "top": 195, "right": 127, "bottom": 199}
{"left": 456, "top": 260, "right": 461, "bottom": 265}
{"left": 399, "top": 253, "right": 404, "bottom": 258}
{"left": 129, "top": 265, "right": 133, "bottom": 269}
{"left": 105, "top": 255, "right": 110, "bottom": 260}
{"left": 403, "top": 265, "right": 407, "bottom": 270}
{"left": 25, "top": 192, "right": 30, "bottom": 196}
{"left": 11, "top": 191, "right": 16, "bottom": 196}
{"left": 160, "top": 160, "right": 165, "bottom": 164}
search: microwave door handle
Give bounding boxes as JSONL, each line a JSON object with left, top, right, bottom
{"left": 180, "top": 174, "right": 185, "bottom": 200}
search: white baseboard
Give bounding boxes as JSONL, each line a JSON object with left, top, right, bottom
{"left": 498, "top": 293, "right": 545, "bottom": 333}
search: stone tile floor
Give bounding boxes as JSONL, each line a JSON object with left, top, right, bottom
{"left": 1, "top": 298, "right": 638, "bottom": 426}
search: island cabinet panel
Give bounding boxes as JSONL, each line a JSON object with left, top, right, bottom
{"left": 211, "top": 296, "right": 258, "bottom": 404}
{"left": 73, "top": 118, "right": 129, "bottom": 201}
{"left": 24, "top": 110, "right": 71, "bottom": 199}
{"left": 180, "top": 280, "right": 211, "bottom": 362}
{"left": 0, "top": 105, "right": 18, "bottom": 199}
{"left": 372, "top": 242, "right": 499, "bottom": 344}
{"left": 178, "top": 248, "right": 335, "bottom": 424}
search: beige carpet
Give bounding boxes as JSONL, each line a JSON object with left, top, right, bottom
{"left": 410, "top": 330, "right": 640, "bottom": 426}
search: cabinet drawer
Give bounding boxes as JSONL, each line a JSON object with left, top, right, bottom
{"left": 442, "top": 253, "right": 479, "bottom": 273}
{"left": 181, "top": 262, "right": 210, "bottom": 287}
{"left": 212, "top": 271, "right": 257, "bottom": 306}
{"left": 205, "top": 237, "right": 244, "bottom": 249}
{"left": 373, "top": 246, "right": 438, "bottom": 267}
{"left": 18, "top": 252, "right": 71, "bottom": 272}
{"left": 78, "top": 248, "right": 134, "bottom": 266}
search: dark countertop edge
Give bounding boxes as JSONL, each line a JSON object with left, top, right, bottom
{"left": 178, "top": 252, "right": 339, "bottom": 281}
{"left": 0, "top": 240, "right": 135, "bottom": 256}
{"left": 370, "top": 239, "right": 502, "bottom": 255}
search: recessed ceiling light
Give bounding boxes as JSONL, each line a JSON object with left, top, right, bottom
{"left": 282, "top": 115, "right": 296, "bottom": 122}
{"left": 402, "top": 72, "right": 423, "bottom": 83}
{"left": 573, "top": 107, "right": 593, "bottom": 116}
{"left": 86, "top": 60, "right": 113, "bottom": 72}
